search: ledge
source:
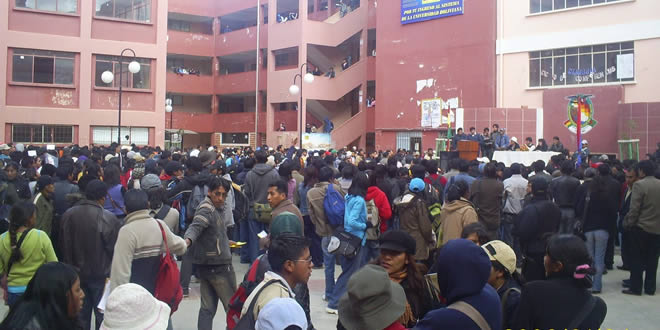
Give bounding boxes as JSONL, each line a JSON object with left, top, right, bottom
{"left": 93, "top": 15, "right": 153, "bottom": 26}
{"left": 12, "top": 6, "right": 80, "bottom": 17}
{"left": 526, "top": 0, "right": 635, "bottom": 17}
{"left": 8, "top": 81, "right": 76, "bottom": 89}
{"left": 94, "top": 86, "right": 153, "bottom": 93}
{"left": 526, "top": 80, "right": 636, "bottom": 90}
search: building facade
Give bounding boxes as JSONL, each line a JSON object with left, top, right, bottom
{"left": 1, "top": 0, "right": 168, "bottom": 146}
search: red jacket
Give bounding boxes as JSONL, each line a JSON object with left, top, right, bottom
{"left": 384, "top": 321, "right": 407, "bottom": 330}
{"left": 424, "top": 173, "right": 447, "bottom": 189}
{"left": 366, "top": 186, "right": 392, "bottom": 233}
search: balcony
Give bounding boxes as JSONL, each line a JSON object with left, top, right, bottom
{"left": 305, "top": 59, "right": 366, "bottom": 101}
{"left": 303, "top": 4, "right": 366, "bottom": 46}
{"left": 167, "top": 30, "right": 215, "bottom": 57}
{"left": 215, "top": 69, "right": 267, "bottom": 95}
{"left": 171, "top": 112, "right": 215, "bottom": 133}
{"left": 168, "top": 0, "right": 215, "bottom": 17}
{"left": 215, "top": 27, "right": 268, "bottom": 56}
{"left": 167, "top": 72, "right": 214, "bottom": 95}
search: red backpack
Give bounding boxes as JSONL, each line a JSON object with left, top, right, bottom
{"left": 226, "top": 256, "right": 263, "bottom": 330}
{"left": 154, "top": 220, "right": 183, "bottom": 314}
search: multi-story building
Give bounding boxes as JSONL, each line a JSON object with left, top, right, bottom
{"left": 497, "top": 0, "right": 660, "bottom": 155}
{"left": 1, "top": 0, "right": 168, "bottom": 146}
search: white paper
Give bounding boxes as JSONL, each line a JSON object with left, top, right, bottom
{"left": 46, "top": 145, "right": 55, "bottom": 150}
{"left": 617, "top": 54, "right": 634, "bottom": 79}
{"left": 257, "top": 230, "right": 268, "bottom": 239}
{"left": 96, "top": 281, "right": 111, "bottom": 313}
{"left": 27, "top": 150, "right": 37, "bottom": 157}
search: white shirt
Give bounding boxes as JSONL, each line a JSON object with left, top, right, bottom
{"left": 503, "top": 174, "right": 528, "bottom": 214}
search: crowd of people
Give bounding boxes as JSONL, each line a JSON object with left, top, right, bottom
{"left": 0, "top": 139, "right": 659, "bottom": 330}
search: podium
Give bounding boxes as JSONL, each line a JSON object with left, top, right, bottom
{"left": 457, "top": 140, "right": 479, "bottom": 161}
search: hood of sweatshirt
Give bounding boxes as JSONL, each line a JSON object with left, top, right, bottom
{"left": 366, "top": 186, "right": 385, "bottom": 201}
{"left": 252, "top": 163, "right": 274, "bottom": 176}
{"left": 442, "top": 198, "right": 474, "bottom": 213}
{"left": 435, "top": 238, "right": 491, "bottom": 304}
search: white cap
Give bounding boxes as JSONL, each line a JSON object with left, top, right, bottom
{"left": 582, "top": 140, "right": 589, "bottom": 145}
{"left": 190, "top": 149, "right": 200, "bottom": 157}
{"left": 255, "top": 298, "right": 308, "bottom": 330}
{"left": 101, "top": 283, "right": 170, "bottom": 330}
{"left": 511, "top": 137, "right": 518, "bottom": 143}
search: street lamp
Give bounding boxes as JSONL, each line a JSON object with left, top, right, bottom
{"left": 165, "top": 98, "right": 173, "bottom": 129}
{"left": 289, "top": 63, "right": 314, "bottom": 149}
{"left": 100, "top": 48, "right": 141, "bottom": 146}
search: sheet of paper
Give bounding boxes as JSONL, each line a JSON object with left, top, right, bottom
{"left": 96, "top": 280, "right": 111, "bottom": 313}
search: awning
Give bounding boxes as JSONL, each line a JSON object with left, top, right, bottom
{"left": 165, "top": 129, "right": 199, "bottom": 135}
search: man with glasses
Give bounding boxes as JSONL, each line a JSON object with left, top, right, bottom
{"left": 184, "top": 176, "right": 237, "bottom": 330}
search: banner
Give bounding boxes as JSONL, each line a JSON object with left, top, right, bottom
{"left": 401, "top": 0, "right": 464, "bottom": 25}
{"left": 421, "top": 98, "right": 442, "bottom": 128}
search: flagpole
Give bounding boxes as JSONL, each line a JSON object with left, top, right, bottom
{"left": 576, "top": 95, "right": 583, "bottom": 167}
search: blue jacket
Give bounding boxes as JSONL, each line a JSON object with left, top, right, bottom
{"left": 343, "top": 194, "right": 367, "bottom": 246}
{"left": 414, "top": 239, "right": 502, "bottom": 330}
{"left": 444, "top": 172, "right": 476, "bottom": 199}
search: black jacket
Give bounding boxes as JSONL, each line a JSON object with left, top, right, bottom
{"left": 575, "top": 179, "right": 620, "bottom": 233}
{"left": 550, "top": 174, "right": 580, "bottom": 208}
{"left": 513, "top": 277, "right": 607, "bottom": 330}
{"left": 60, "top": 199, "right": 122, "bottom": 281}
{"left": 53, "top": 178, "right": 80, "bottom": 217}
{"left": 497, "top": 278, "right": 522, "bottom": 330}
{"left": 513, "top": 197, "right": 560, "bottom": 256}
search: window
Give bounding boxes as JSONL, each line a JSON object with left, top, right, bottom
{"left": 166, "top": 57, "right": 184, "bottom": 70}
{"left": 170, "top": 95, "right": 183, "bottom": 106}
{"left": 92, "top": 126, "right": 149, "bottom": 145}
{"left": 168, "top": 19, "right": 191, "bottom": 32}
{"left": 12, "top": 124, "right": 73, "bottom": 144}
{"left": 95, "top": 0, "right": 150, "bottom": 22}
{"left": 221, "top": 133, "right": 249, "bottom": 145}
{"left": 15, "top": 0, "right": 77, "bottom": 14}
{"left": 530, "top": 0, "right": 621, "bottom": 13}
{"left": 529, "top": 42, "right": 634, "bottom": 87}
{"left": 11, "top": 49, "right": 75, "bottom": 85}
{"left": 95, "top": 55, "right": 151, "bottom": 89}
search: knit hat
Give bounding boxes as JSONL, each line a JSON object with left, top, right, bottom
{"left": 482, "top": 240, "right": 517, "bottom": 275}
{"left": 199, "top": 150, "right": 217, "bottom": 167}
{"left": 338, "top": 265, "right": 406, "bottom": 330}
{"left": 37, "top": 175, "right": 54, "bottom": 191}
{"left": 270, "top": 212, "right": 303, "bottom": 238}
{"left": 531, "top": 177, "right": 548, "bottom": 195}
{"left": 379, "top": 230, "right": 416, "bottom": 255}
{"left": 100, "top": 283, "right": 170, "bottom": 330}
{"left": 164, "top": 161, "right": 183, "bottom": 176}
{"left": 141, "top": 174, "right": 162, "bottom": 190}
{"left": 255, "top": 298, "right": 308, "bottom": 330}
{"left": 409, "top": 178, "right": 425, "bottom": 193}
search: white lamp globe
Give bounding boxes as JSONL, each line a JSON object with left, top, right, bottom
{"left": 101, "top": 71, "right": 114, "bottom": 84}
{"left": 128, "top": 61, "right": 141, "bottom": 74}
{"left": 304, "top": 72, "right": 315, "bottom": 84}
{"left": 289, "top": 84, "right": 300, "bottom": 95}
{"left": 165, "top": 105, "right": 173, "bottom": 112}
{"left": 165, "top": 98, "right": 173, "bottom": 106}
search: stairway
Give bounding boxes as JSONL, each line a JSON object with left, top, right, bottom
{"left": 305, "top": 59, "right": 366, "bottom": 101}
{"left": 331, "top": 110, "right": 366, "bottom": 149}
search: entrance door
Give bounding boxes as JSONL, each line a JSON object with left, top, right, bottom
{"left": 410, "top": 137, "right": 422, "bottom": 152}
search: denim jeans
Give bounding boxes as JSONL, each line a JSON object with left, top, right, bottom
{"left": 558, "top": 207, "right": 576, "bottom": 234}
{"left": 321, "top": 236, "right": 337, "bottom": 299}
{"left": 180, "top": 249, "right": 193, "bottom": 291}
{"left": 7, "top": 292, "right": 22, "bottom": 307}
{"left": 328, "top": 246, "right": 367, "bottom": 309}
{"left": 240, "top": 216, "right": 266, "bottom": 263}
{"left": 79, "top": 279, "right": 106, "bottom": 330}
{"left": 500, "top": 214, "right": 515, "bottom": 247}
{"left": 303, "top": 215, "right": 324, "bottom": 267}
{"left": 362, "top": 240, "right": 380, "bottom": 265}
{"left": 585, "top": 229, "right": 609, "bottom": 291}
{"left": 196, "top": 264, "right": 237, "bottom": 330}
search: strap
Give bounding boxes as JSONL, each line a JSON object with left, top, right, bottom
{"left": 447, "top": 300, "right": 491, "bottom": 330}
{"left": 107, "top": 193, "right": 127, "bottom": 215}
{"left": 245, "top": 279, "right": 284, "bottom": 318}
{"left": 568, "top": 296, "right": 596, "bottom": 329}
{"left": 154, "top": 205, "right": 171, "bottom": 220}
{"left": 246, "top": 256, "right": 262, "bottom": 282}
{"left": 6, "top": 228, "right": 33, "bottom": 275}
{"left": 582, "top": 187, "right": 592, "bottom": 219}
{"left": 155, "top": 220, "right": 170, "bottom": 259}
{"left": 500, "top": 287, "right": 521, "bottom": 322}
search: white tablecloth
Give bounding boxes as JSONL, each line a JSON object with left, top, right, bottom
{"left": 493, "top": 151, "right": 560, "bottom": 167}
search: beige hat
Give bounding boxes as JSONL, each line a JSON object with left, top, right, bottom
{"left": 482, "top": 240, "right": 517, "bottom": 275}
{"left": 101, "top": 283, "right": 170, "bottom": 330}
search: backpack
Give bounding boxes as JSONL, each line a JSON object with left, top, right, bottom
{"left": 232, "top": 183, "right": 249, "bottom": 223}
{"left": 233, "top": 279, "right": 285, "bottom": 330}
{"left": 365, "top": 199, "right": 380, "bottom": 240}
{"left": 323, "top": 184, "right": 345, "bottom": 227}
{"left": 424, "top": 183, "right": 443, "bottom": 223}
{"left": 154, "top": 204, "right": 171, "bottom": 221}
{"left": 170, "top": 192, "right": 188, "bottom": 233}
{"left": 187, "top": 185, "right": 209, "bottom": 220}
{"left": 153, "top": 220, "right": 183, "bottom": 314}
{"left": 227, "top": 256, "right": 264, "bottom": 330}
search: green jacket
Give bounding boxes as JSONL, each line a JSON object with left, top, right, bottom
{"left": 624, "top": 176, "right": 660, "bottom": 234}
{"left": 0, "top": 229, "right": 57, "bottom": 289}
{"left": 33, "top": 192, "right": 54, "bottom": 236}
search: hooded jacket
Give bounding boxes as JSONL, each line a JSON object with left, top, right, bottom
{"left": 395, "top": 193, "right": 434, "bottom": 260}
{"left": 307, "top": 182, "right": 345, "bottom": 237}
{"left": 439, "top": 198, "right": 478, "bottom": 246}
{"left": 366, "top": 186, "right": 392, "bottom": 234}
{"left": 244, "top": 163, "right": 280, "bottom": 204}
{"left": 344, "top": 194, "right": 367, "bottom": 246}
{"left": 33, "top": 192, "right": 54, "bottom": 236}
{"left": 414, "top": 239, "right": 501, "bottom": 330}
{"left": 184, "top": 197, "right": 233, "bottom": 266}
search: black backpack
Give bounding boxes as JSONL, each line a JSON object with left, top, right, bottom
{"left": 232, "top": 183, "right": 249, "bottom": 222}
{"left": 233, "top": 279, "right": 284, "bottom": 330}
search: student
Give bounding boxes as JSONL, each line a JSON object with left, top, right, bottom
{"left": 460, "top": 222, "right": 490, "bottom": 246}
{"left": 0, "top": 201, "right": 57, "bottom": 306}
{"left": 439, "top": 181, "right": 478, "bottom": 246}
{"left": 513, "top": 234, "right": 607, "bottom": 330}
{"left": 32, "top": 175, "right": 55, "bottom": 236}
{"left": 102, "top": 165, "right": 126, "bottom": 220}
{"left": 101, "top": 283, "right": 170, "bottom": 330}
{"left": 239, "top": 234, "right": 312, "bottom": 323}
{"left": 395, "top": 178, "right": 434, "bottom": 262}
{"left": 0, "top": 262, "right": 84, "bottom": 330}
{"left": 482, "top": 240, "right": 524, "bottom": 330}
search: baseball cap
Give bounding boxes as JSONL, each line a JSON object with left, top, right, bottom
{"left": 269, "top": 212, "right": 303, "bottom": 238}
{"left": 531, "top": 177, "right": 548, "bottom": 195}
{"left": 409, "top": 178, "right": 425, "bottom": 193}
{"left": 482, "top": 240, "right": 517, "bottom": 275}
{"left": 140, "top": 174, "right": 162, "bottom": 190}
{"left": 379, "top": 230, "right": 416, "bottom": 255}
{"left": 255, "top": 298, "right": 307, "bottom": 330}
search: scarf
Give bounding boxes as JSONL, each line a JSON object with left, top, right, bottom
{"left": 389, "top": 269, "right": 415, "bottom": 327}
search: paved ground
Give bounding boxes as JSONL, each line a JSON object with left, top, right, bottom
{"left": 1, "top": 255, "right": 657, "bottom": 329}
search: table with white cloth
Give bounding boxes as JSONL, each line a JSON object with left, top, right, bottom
{"left": 492, "top": 151, "right": 560, "bottom": 167}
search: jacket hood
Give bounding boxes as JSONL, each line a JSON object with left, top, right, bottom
{"left": 366, "top": 186, "right": 384, "bottom": 201}
{"left": 394, "top": 192, "right": 421, "bottom": 208}
{"left": 435, "top": 239, "right": 491, "bottom": 303}
{"left": 124, "top": 209, "right": 152, "bottom": 224}
{"left": 252, "top": 163, "right": 274, "bottom": 176}
{"left": 442, "top": 198, "right": 473, "bottom": 212}
{"left": 187, "top": 172, "right": 213, "bottom": 187}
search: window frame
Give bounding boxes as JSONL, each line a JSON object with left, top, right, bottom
{"left": 220, "top": 133, "right": 250, "bottom": 146}
{"left": 528, "top": 42, "right": 635, "bottom": 89}
{"left": 94, "top": 0, "right": 152, "bottom": 24}
{"left": 92, "top": 126, "right": 150, "bottom": 146}
{"left": 94, "top": 55, "right": 152, "bottom": 91}
{"left": 13, "top": 0, "right": 80, "bottom": 16}
{"left": 168, "top": 19, "right": 191, "bottom": 32}
{"left": 11, "top": 124, "right": 74, "bottom": 144}
{"left": 529, "top": 0, "right": 629, "bottom": 15}
{"left": 10, "top": 48, "right": 76, "bottom": 87}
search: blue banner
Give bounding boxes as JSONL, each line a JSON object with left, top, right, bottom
{"left": 401, "top": 0, "right": 464, "bottom": 25}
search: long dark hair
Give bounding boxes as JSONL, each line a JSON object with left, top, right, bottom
{"left": 145, "top": 186, "right": 166, "bottom": 210}
{"left": 0, "top": 262, "right": 82, "bottom": 330}
{"left": 375, "top": 253, "right": 426, "bottom": 291}
{"left": 103, "top": 164, "right": 121, "bottom": 187}
{"left": 347, "top": 172, "right": 368, "bottom": 198}
{"left": 7, "top": 201, "right": 36, "bottom": 267}
{"left": 446, "top": 180, "right": 469, "bottom": 202}
{"left": 546, "top": 234, "right": 595, "bottom": 288}
{"left": 303, "top": 166, "right": 319, "bottom": 188}
{"left": 492, "top": 260, "right": 526, "bottom": 287}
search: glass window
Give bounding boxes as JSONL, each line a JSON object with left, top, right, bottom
{"left": 606, "top": 51, "right": 618, "bottom": 82}
{"left": 133, "top": 64, "right": 150, "bottom": 89}
{"left": 12, "top": 125, "right": 73, "bottom": 144}
{"left": 33, "top": 57, "right": 55, "bottom": 84}
{"left": 566, "top": 55, "right": 578, "bottom": 85}
{"left": 566, "top": 0, "right": 579, "bottom": 8}
{"left": 579, "top": 0, "right": 592, "bottom": 5}
{"left": 12, "top": 55, "right": 33, "bottom": 82}
{"left": 95, "top": 61, "right": 113, "bottom": 87}
{"left": 37, "top": 0, "right": 56, "bottom": 11}
{"left": 54, "top": 58, "right": 74, "bottom": 84}
{"left": 529, "top": 59, "right": 540, "bottom": 87}
{"left": 593, "top": 53, "right": 606, "bottom": 83}
{"left": 530, "top": 0, "right": 541, "bottom": 13}
{"left": 58, "top": 0, "right": 77, "bottom": 13}
{"left": 12, "top": 125, "right": 32, "bottom": 143}
{"left": 96, "top": 0, "right": 151, "bottom": 22}
{"left": 554, "top": 0, "right": 565, "bottom": 10}
{"left": 221, "top": 133, "right": 249, "bottom": 145}
{"left": 541, "top": 58, "right": 553, "bottom": 86}
{"left": 541, "top": 0, "right": 553, "bottom": 11}
{"left": 15, "top": 0, "right": 76, "bottom": 13}
{"left": 95, "top": 55, "right": 151, "bottom": 89}
{"left": 553, "top": 57, "right": 565, "bottom": 85}
{"left": 579, "top": 54, "right": 592, "bottom": 84}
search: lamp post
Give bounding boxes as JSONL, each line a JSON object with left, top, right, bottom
{"left": 100, "top": 48, "right": 141, "bottom": 146}
{"left": 165, "top": 98, "right": 173, "bottom": 148}
{"left": 289, "top": 63, "right": 315, "bottom": 149}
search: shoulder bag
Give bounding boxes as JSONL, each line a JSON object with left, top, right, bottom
{"left": 1, "top": 228, "right": 32, "bottom": 305}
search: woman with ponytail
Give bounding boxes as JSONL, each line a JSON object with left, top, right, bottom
{"left": 513, "top": 234, "right": 607, "bottom": 330}
{"left": 0, "top": 201, "right": 57, "bottom": 306}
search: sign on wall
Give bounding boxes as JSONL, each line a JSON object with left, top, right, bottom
{"left": 401, "top": 0, "right": 464, "bottom": 25}
{"left": 421, "top": 98, "right": 442, "bottom": 128}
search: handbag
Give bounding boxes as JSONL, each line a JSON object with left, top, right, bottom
{"left": 327, "top": 227, "right": 362, "bottom": 258}
{"left": 574, "top": 187, "right": 591, "bottom": 240}
{"left": 2, "top": 228, "right": 32, "bottom": 305}
{"left": 252, "top": 202, "right": 272, "bottom": 224}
